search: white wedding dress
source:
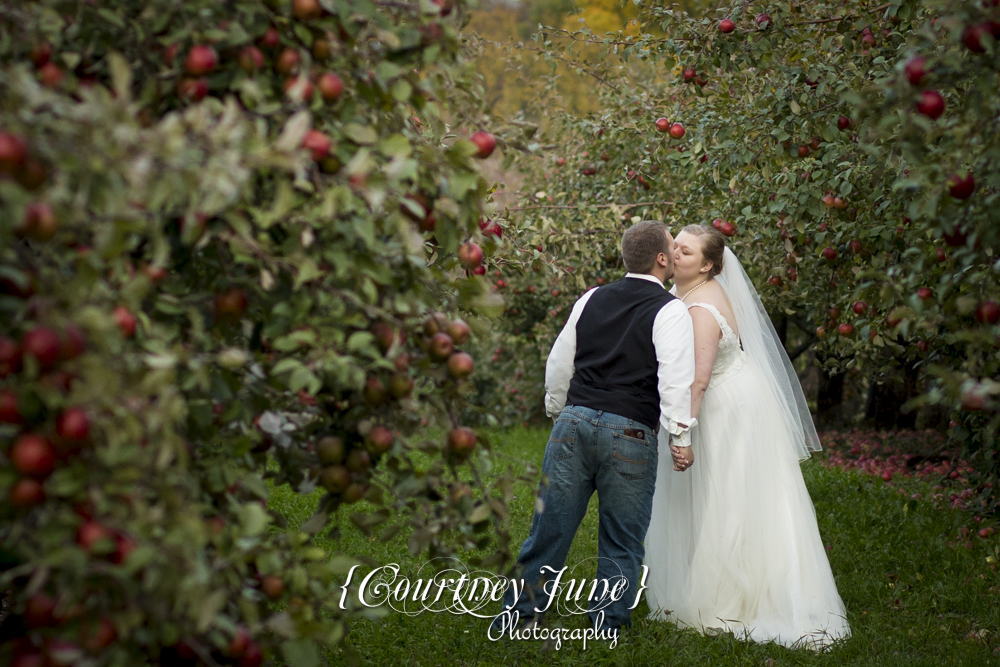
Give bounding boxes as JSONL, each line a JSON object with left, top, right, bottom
{"left": 644, "top": 300, "right": 851, "bottom": 650}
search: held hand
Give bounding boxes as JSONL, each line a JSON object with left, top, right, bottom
{"left": 670, "top": 444, "right": 694, "bottom": 472}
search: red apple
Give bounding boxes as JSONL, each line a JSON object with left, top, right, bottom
{"left": 974, "top": 300, "right": 1000, "bottom": 325}
{"left": 110, "top": 533, "right": 137, "bottom": 565}
{"left": 470, "top": 131, "right": 496, "bottom": 159}
{"left": 447, "top": 351, "right": 474, "bottom": 379}
{"left": 292, "top": 0, "right": 323, "bottom": 19}
{"left": 916, "top": 340, "right": 930, "bottom": 353}
{"left": 112, "top": 305, "right": 136, "bottom": 338}
{"left": 943, "top": 226, "right": 969, "bottom": 247}
{"left": 275, "top": 48, "right": 301, "bottom": 74}
{"left": 38, "top": 62, "right": 64, "bottom": 87}
{"left": 936, "top": 247, "right": 947, "bottom": 262}
{"left": 19, "top": 202, "right": 58, "bottom": 242}
{"left": 755, "top": 13, "right": 771, "bottom": 29}
{"left": 77, "top": 521, "right": 114, "bottom": 553}
{"left": 80, "top": 617, "right": 116, "bottom": 652}
{"left": 228, "top": 628, "right": 251, "bottom": 658}
{"left": 57, "top": 407, "right": 90, "bottom": 442}
{"left": 9, "top": 478, "right": 45, "bottom": 507}
{"left": 962, "top": 389, "right": 985, "bottom": 412}
{"left": 430, "top": 0, "right": 453, "bottom": 15}
{"left": 184, "top": 45, "right": 218, "bottom": 76}
{"left": 654, "top": 117, "right": 670, "bottom": 132}
{"left": 963, "top": 24, "right": 988, "bottom": 53}
{"left": 23, "top": 327, "right": 62, "bottom": 370}
{"left": 822, "top": 247, "right": 838, "bottom": 261}
{"left": 916, "top": 90, "right": 945, "bottom": 119}
{"left": 238, "top": 46, "right": 265, "bottom": 72}
{"left": 239, "top": 641, "right": 263, "bottom": 667}
{"left": 447, "top": 319, "right": 471, "bottom": 344}
{"left": 177, "top": 78, "right": 209, "bottom": 101}
{"left": 0, "top": 132, "right": 27, "bottom": 173}
{"left": 822, "top": 194, "right": 835, "bottom": 207}
{"left": 259, "top": 27, "right": 281, "bottom": 49}
{"left": 457, "top": 242, "right": 483, "bottom": 269}
{"left": 947, "top": 172, "right": 975, "bottom": 199}
{"left": 30, "top": 42, "right": 52, "bottom": 68}
{"left": 917, "top": 287, "right": 933, "bottom": 301}
{"left": 719, "top": 221, "right": 736, "bottom": 237}
{"left": 768, "top": 276, "right": 782, "bottom": 286}
{"left": 798, "top": 145, "right": 810, "bottom": 158}
{"left": 429, "top": 332, "right": 455, "bottom": 361}
{"left": 904, "top": 56, "right": 926, "bottom": 85}
{"left": 682, "top": 67, "right": 696, "bottom": 81}
{"left": 719, "top": 19, "right": 736, "bottom": 33}
{"left": 711, "top": 218, "right": 724, "bottom": 230}
{"left": 299, "top": 129, "right": 331, "bottom": 161}
{"left": 0, "top": 389, "right": 21, "bottom": 423}
{"left": 60, "top": 325, "right": 87, "bottom": 360}
{"left": 283, "top": 75, "right": 314, "bottom": 102}
{"left": 853, "top": 301, "right": 868, "bottom": 315}
{"left": 815, "top": 326, "right": 826, "bottom": 339}
{"left": 317, "top": 72, "right": 344, "bottom": 102}
{"left": 12, "top": 434, "right": 56, "bottom": 478}
{"left": 360, "top": 374, "right": 385, "bottom": 404}
{"left": 447, "top": 427, "right": 477, "bottom": 460}
{"left": 849, "top": 240, "right": 862, "bottom": 254}
{"left": 24, "top": 594, "right": 57, "bottom": 628}
{"left": 215, "top": 288, "right": 248, "bottom": 320}
{"left": 346, "top": 447, "right": 371, "bottom": 473}
{"left": 838, "top": 323, "right": 854, "bottom": 337}
{"left": 837, "top": 115, "right": 851, "bottom": 130}
{"left": 260, "top": 574, "right": 284, "bottom": 599}
{"left": 668, "top": 122, "right": 685, "bottom": 139}
{"left": 0, "top": 337, "right": 22, "bottom": 377}
{"left": 365, "top": 426, "right": 395, "bottom": 454}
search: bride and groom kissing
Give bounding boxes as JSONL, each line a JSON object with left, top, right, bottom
{"left": 491, "top": 220, "right": 851, "bottom": 650}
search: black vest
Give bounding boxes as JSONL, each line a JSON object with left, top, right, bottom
{"left": 565, "top": 277, "right": 675, "bottom": 431}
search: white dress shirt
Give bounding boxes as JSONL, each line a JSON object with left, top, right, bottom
{"left": 543, "top": 273, "right": 697, "bottom": 448}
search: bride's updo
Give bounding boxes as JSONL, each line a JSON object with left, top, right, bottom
{"left": 681, "top": 224, "right": 726, "bottom": 278}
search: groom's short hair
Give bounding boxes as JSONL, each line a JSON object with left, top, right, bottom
{"left": 621, "top": 220, "right": 670, "bottom": 274}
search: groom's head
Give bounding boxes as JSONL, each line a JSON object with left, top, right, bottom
{"left": 621, "top": 220, "right": 674, "bottom": 280}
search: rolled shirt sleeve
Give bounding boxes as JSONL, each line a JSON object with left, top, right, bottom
{"left": 653, "top": 299, "right": 698, "bottom": 447}
{"left": 544, "top": 288, "right": 598, "bottom": 419}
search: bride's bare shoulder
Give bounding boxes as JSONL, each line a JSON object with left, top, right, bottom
{"left": 688, "top": 281, "right": 738, "bottom": 333}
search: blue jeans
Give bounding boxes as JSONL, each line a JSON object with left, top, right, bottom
{"left": 496, "top": 405, "right": 659, "bottom": 633}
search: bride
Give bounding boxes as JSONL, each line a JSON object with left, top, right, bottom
{"left": 644, "top": 224, "right": 851, "bottom": 649}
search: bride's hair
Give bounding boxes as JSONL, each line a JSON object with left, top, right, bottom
{"left": 681, "top": 225, "right": 726, "bottom": 278}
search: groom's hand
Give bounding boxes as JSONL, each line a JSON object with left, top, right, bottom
{"left": 670, "top": 444, "right": 693, "bottom": 472}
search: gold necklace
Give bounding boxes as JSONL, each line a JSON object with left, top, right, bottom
{"left": 680, "top": 279, "right": 710, "bottom": 300}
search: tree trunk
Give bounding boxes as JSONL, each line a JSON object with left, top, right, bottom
{"left": 816, "top": 367, "right": 846, "bottom": 429}
{"left": 864, "top": 363, "right": 919, "bottom": 429}
{"left": 772, "top": 315, "right": 788, "bottom": 347}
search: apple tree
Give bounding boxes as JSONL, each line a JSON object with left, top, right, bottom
{"left": 0, "top": 0, "right": 516, "bottom": 664}
{"left": 475, "top": 0, "right": 1000, "bottom": 499}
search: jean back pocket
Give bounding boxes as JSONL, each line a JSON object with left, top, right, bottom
{"left": 548, "top": 417, "right": 579, "bottom": 460}
{"left": 611, "top": 431, "right": 651, "bottom": 480}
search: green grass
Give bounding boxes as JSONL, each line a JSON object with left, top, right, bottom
{"left": 269, "top": 427, "right": 1000, "bottom": 666}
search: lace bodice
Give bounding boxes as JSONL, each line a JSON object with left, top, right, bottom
{"left": 687, "top": 302, "right": 746, "bottom": 389}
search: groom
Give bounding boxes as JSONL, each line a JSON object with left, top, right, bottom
{"left": 494, "top": 220, "right": 697, "bottom": 637}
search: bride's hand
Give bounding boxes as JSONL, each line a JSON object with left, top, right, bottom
{"left": 670, "top": 444, "right": 693, "bottom": 472}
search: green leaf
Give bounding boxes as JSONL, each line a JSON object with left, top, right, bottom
{"left": 281, "top": 639, "right": 320, "bottom": 667}
{"left": 344, "top": 124, "right": 378, "bottom": 145}
{"left": 379, "top": 134, "right": 412, "bottom": 158}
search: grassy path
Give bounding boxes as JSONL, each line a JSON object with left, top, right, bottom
{"left": 270, "top": 427, "right": 1000, "bottom": 666}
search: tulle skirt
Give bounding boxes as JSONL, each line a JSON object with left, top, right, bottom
{"left": 643, "top": 359, "right": 851, "bottom": 649}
